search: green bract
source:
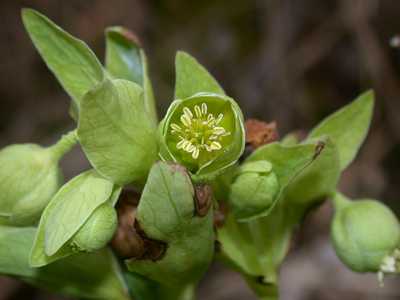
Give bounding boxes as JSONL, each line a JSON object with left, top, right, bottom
{"left": 230, "top": 161, "right": 280, "bottom": 220}
{"left": 126, "top": 162, "right": 214, "bottom": 299}
{"left": 159, "top": 93, "right": 245, "bottom": 179}
{"left": 331, "top": 193, "right": 400, "bottom": 273}
{"left": 78, "top": 79, "right": 158, "bottom": 185}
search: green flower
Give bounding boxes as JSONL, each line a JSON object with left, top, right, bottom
{"left": 331, "top": 193, "right": 400, "bottom": 277}
{"left": 229, "top": 161, "right": 280, "bottom": 220}
{"left": 159, "top": 93, "right": 245, "bottom": 179}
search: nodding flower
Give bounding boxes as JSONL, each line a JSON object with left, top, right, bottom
{"left": 159, "top": 93, "right": 245, "bottom": 179}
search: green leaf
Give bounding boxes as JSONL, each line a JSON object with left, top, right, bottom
{"left": 284, "top": 138, "right": 341, "bottom": 207}
{"left": 0, "top": 226, "right": 130, "bottom": 300}
{"left": 22, "top": 9, "right": 105, "bottom": 118}
{"left": 30, "top": 170, "right": 114, "bottom": 267}
{"left": 105, "top": 27, "right": 158, "bottom": 123}
{"left": 308, "top": 90, "right": 374, "bottom": 170}
{"left": 78, "top": 79, "right": 158, "bottom": 185}
{"left": 126, "top": 162, "right": 214, "bottom": 288}
{"left": 175, "top": 51, "right": 225, "bottom": 99}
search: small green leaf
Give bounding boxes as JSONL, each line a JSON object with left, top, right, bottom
{"left": 30, "top": 170, "right": 114, "bottom": 267}
{"left": 175, "top": 51, "right": 225, "bottom": 99}
{"left": 284, "top": 138, "right": 341, "bottom": 207}
{"left": 78, "top": 79, "right": 158, "bottom": 185}
{"left": 105, "top": 27, "right": 158, "bottom": 123}
{"left": 22, "top": 9, "right": 105, "bottom": 119}
{"left": 0, "top": 226, "right": 130, "bottom": 300}
{"left": 126, "top": 162, "right": 214, "bottom": 287}
{"left": 308, "top": 90, "right": 374, "bottom": 170}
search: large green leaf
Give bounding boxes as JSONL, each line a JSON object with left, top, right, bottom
{"left": 174, "top": 51, "right": 225, "bottom": 99}
{"left": 0, "top": 226, "right": 129, "bottom": 300}
{"left": 78, "top": 79, "right": 158, "bottom": 185}
{"left": 30, "top": 170, "right": 114, "bottom": 267}
{"left": 105, "top": 27, "right": 158, "bottom": 123}
{"left": 126, "top": 162, "right": 214, "bottom": 291}
{"left": 22, "top": 9, "right": 105, "bottom": 119}
{"left": 308, "top": 90, "right": 374, "bottom": 170}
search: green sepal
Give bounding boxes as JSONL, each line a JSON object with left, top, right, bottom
{"left": 22, "top": 9, "right": 105, "bottom": 121}
{"left": 175, "top": 51, "right": 225, "bottom": 99}
{"left": 105, "top": 27, "right": 158, "bottom": 123}
{"left": 241, "top": 138, "right": 329, "bottom": 220}
{"left": 30, "top": 170, "right": 119, "bottom": 267}
{"left": 0, "top": 226, "right": 130, "bottom": 300}
{"left": 78, "top": 78, "right": 158, "bottom": 185}
{"left": 229, "top": 161, "right": 280, "bottom": 221}
{"left": 125, "top": 162, "right": 214, "bottom": 289}
{"left": 308, "top": 90, "right": 374, "bottom": 170}
{"left": 0, "top": 144, "right": 62, "bottom": 226}
{"left": 331, "top": 193, "right": 400, "bottom": 273}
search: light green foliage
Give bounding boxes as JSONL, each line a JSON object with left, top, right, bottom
{"left": 0, "top": 144, "right": 62, "bottom": 226}
{"left": 309, "top": 90, "right": 374, "bottom": 170}
{"left": 30, "top": 170, "right": 117, "bottom": 267}
{"left": 105, "top": 27, "right": 158, "bottom": 123}
{"left": 230, "top": 161, "right": 280, "bottom": 220}
{"left": 331, "top": 193, "right": 400, "bottom": 273}
{"left": 22, "top": 9, "right": 105, "bottom": 120}
{"left": 0, "top": 226, "right": 130, "bottom": 300}
{"left": 126, "top": 162, "right": 214, "bottom": 291}
{"left": 78, "top": 79, "right": 158, "bottom": 185}
{"left": 175, "top": 51, "right": 225, "bottom": 99}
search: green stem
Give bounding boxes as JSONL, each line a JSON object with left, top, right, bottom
{"left": 48, "top": 129, "right": 78, "bottom": 161}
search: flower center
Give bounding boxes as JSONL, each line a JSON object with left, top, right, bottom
{"left": 170, "top": 103, "right": 231, "bottom": 159}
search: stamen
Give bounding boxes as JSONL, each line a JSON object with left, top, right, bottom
{"left": 194, "top": 105, "right": 202, "bottom": 118}
{"left": 170, "top": 102, "right": 230, "bottom": 160}
{"left": 201, "top": 103, "right": 207, "bottom": 115}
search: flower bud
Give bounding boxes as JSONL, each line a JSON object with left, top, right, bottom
{"left": 0, "top": 144, "right": 62, "bottom": 226}
{"left": 230, "top": 161, "right": 280, "bottom": 220}
{"left": 72, "top": 204, "right": 118, "bottom": 252}
{"left": 159, "top": 93, "right": 245, "bottom": 180}
{"left": 331, "top": 194, "right": 400, "bottom": 274}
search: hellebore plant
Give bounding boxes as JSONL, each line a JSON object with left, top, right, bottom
{"left": 0, "top": 8, "right": 399, "bottom": 300}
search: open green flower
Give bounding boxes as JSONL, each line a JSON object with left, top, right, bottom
{"left": 159, "top": 93, "right": 245, "bottom": 179}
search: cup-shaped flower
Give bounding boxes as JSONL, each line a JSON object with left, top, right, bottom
{"left": 331, "top": 194, "right": 400, "bottom": 275}
{"left": 0, "top": 144, "right": 62, "bottom": 226}
{"left": 159, "top": 93, "right": 245, "bottom": 179}
{"left": 229, "top": 160, "right": 280, "bottom": 220}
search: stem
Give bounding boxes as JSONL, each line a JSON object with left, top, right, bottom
{"left": 331, "top": 191, "right": 351, "bottom": 211}
{"left": 48, "top": 129, "right": 78, "bottom": 161}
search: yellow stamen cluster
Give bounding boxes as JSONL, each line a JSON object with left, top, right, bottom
{"left": 170, "top": 103, "right": 230, "bottom": 159}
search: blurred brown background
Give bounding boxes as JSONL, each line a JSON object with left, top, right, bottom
{"left": 1, "top": 0, "right": 400, "bottom": 299}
